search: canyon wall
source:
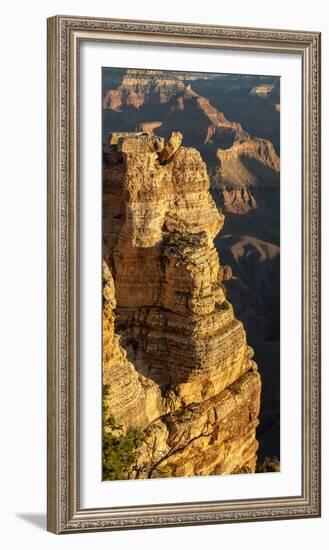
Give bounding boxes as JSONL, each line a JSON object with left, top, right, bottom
{"left": 103, "top": 132, "right": 261, "bottom": 479}
{"left": 215, "top": 138, "right": 280, "bottom": 215}
{"left": 102, "top": 73, "right": 249, "bottom": 156}
{"left": 213, "top": 138, "right": 280, "bottom": 454}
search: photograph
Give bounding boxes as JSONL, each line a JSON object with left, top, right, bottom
{"left": 102, "top": 67, "right": 281, "bottom": 481}
{"left": 0, "top": 0, "right": 325, "bottom": 546}
{"left": 46, "top": 14, "right": 320, "bottom": 533}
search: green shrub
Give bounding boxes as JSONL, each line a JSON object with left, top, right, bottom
{"left": 175, "top": 405, "right": 192, "bottom": 422}
{"left": 102, "top": 384, "right": 143, "bottom": 480}
{"left": 103, "top": 426, "right": 143, "bottom": 480}
{"left": 256, "top": 456, "right": 280, "bottom": 473}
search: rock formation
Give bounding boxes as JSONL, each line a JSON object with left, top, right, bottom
{"left": 212, "top": 139, "right": 280, "bottom": 460}
{"left": 102, "top": 68, "right": 281, "bottom": 464}
{"left": 159, "top": 84, "right": 249, "bottom": 151}
{"left": 215, "top": 138, "right": 280, "bottom": 215}
{"left": 137, "top": 121, "right": 163, "bottom": 135}
{"left": 103, "top": 261, "right": 163, "bottom": 430}
{"left": 158, "top": 131, "right": 182, "bottom": 163}
{"left": 102, "top": 131, "right": 261, "bottom": 479}
{"left": 103, "top": 72, "right": 249, "bottom": 154}
{"left": 103, "top": 70, "right": 186, "bottom": 111}
{"left": 249, "top": 85, "right": 275, "bottom": 96}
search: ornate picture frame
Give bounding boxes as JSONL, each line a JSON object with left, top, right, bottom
{"left": 47, "top": 15, "right": 321, "bottom": 533}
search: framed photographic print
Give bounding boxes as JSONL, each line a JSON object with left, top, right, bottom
{"left": 47, "top": 15, "right": 321, "bottom": 533}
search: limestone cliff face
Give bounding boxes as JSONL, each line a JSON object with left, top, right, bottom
{"left": 103, "top": 71, "right": 186, "bottom": 111}
{"left": 215, "top": 138, "right": 280, "bottom": 214}
{"left": 103, "top": 69, "right": 210, "bottom": 112}
{"left": 103, "top": 73, "right": 248, "bottom": 151}
{"left": 165, "top": 84, "right": 248, "bottom": 147}
{"left": 103, "top": 132, "right": 261, "bottom": 478}
{"left": 102, "top": 261, "right": 163, "bottom": 430}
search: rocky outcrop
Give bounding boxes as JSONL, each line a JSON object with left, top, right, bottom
{"left": 249, "top": 85, "right": 275, "bottom": 96}
{"left": 161, "top": 84, "right": 249, "bottom": 149}
{"left": 137, "top": 121, "right": 163, "bottom": 135}
{"left": 158, "top": 131, "right": 182, "bottom": 163}
{"left": 103, "top": 69, "right": 212, "bottom": 112}
{"left": 215, "top": 138, "right": 280, "bottom": 214}
{"left": 103, "top": 132, "right": 261, "bottom": 478}
{"left": 103, "top": 73, "right": 249, "bottom": 154}
{"left": 134, "top": 369, "right": 260, "bottom": 478}
{"left": 214, "top": 139, "right": 280, "bottom": 444}
{"left": 221, "top": 264, "right": 233, "bottom": 281}
{"left": 221, "top": 235, "right": 280, "bottom": 323}
{"left": 102, "top": 261, "right": 163, "bottom": 430}
{"left": 103, "top": 70, "right": 186, "bottom": 111}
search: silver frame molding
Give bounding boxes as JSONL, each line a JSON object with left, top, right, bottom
{"left": 47, "top": 14, "right": 321, "bottom": 534}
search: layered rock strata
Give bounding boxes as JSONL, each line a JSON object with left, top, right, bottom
{"left": 103, "top": 73, "right": 249, "bottom": 152}
{"left": 102, "top": 261, "right": 163, "bottom": 430}
{"left": 103, "top": 70, "right": 186, "bottom": 110}
{"left": 215, "top": 138, "right": 280, "bottom": 215}
{"left": 103, "top": 132, "right": 261, "bottom": 478}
